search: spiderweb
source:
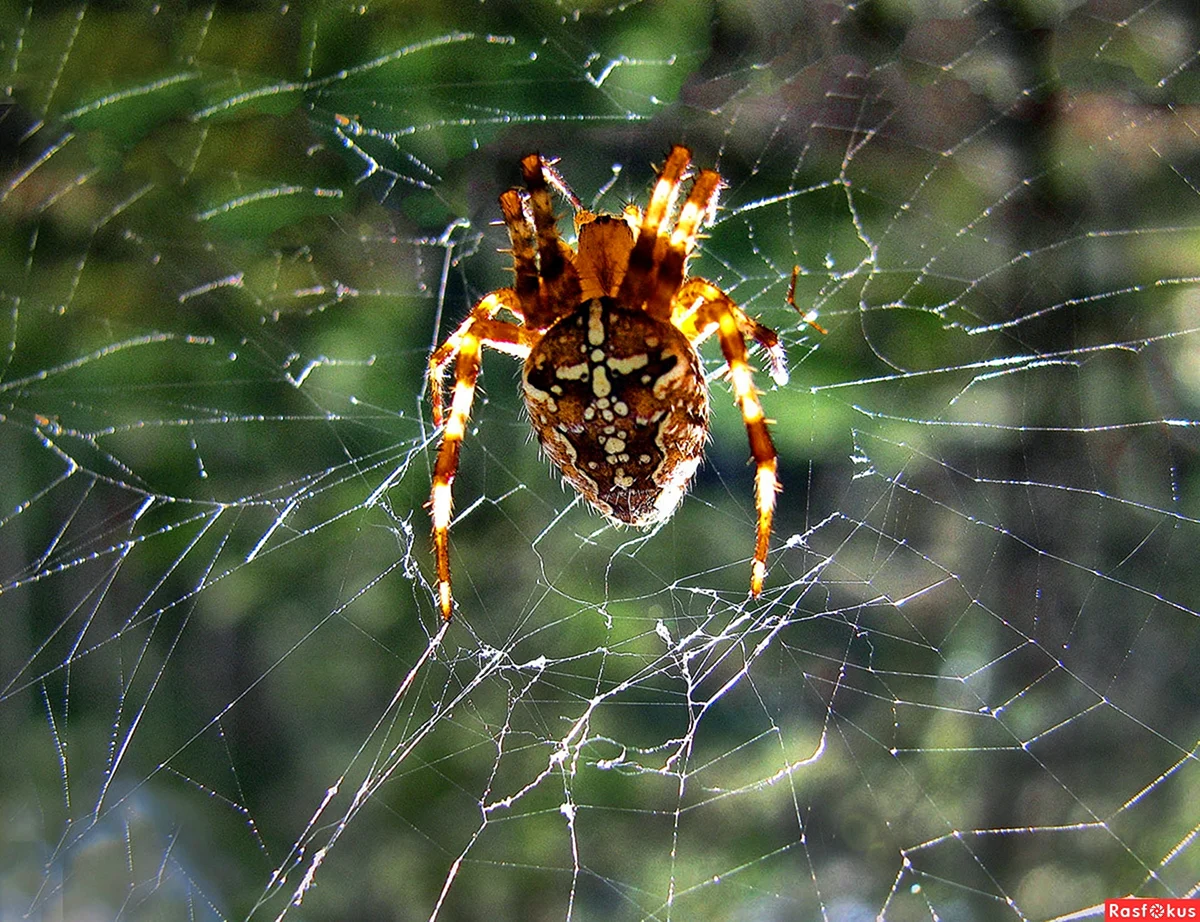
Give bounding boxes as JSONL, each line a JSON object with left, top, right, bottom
{"left": 2, "top": 1, "right": 1198, "bottom": 919}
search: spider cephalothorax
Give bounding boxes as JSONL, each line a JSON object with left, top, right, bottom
{"left": 428, "top": 146, "right": 789, "bottom": 620}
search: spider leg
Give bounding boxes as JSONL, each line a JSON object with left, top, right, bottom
{"left": 429, "top": 289, "right": 527, "bottom": 424}
{"left": 520, "top": 153, "right": 581, "bottom": 324}
{"left": 538, "top": 156, "right": 583, "bottom": 211}
{"left": 617, "top": 145, "right": 691, "bottom": 316}
{"left": 648, "top": 167, "right": 721, "bottom": 316}
{"left": 429, "top": 304, "right": 532, "bottom": 620}
{"left": 430, "top": 337, "right": 480, "bottom": 620}
{"left": 673, "top": 278, "right": 789, "bottom": 385}
{"left": 684, "top": 284, "right": 783, "bottom": 597}
{"left": 499, "top": 190, "right": 540, "bottom": 322}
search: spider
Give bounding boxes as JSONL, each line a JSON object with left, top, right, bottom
{"left": 428, "top": 145, "right": 792, "bottom": 621}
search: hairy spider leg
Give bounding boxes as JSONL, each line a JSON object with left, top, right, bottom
{"left": 428, "top": 289, "right": 528, "bottom": 424}
{"left": 538, "top": 156, "right": 583, "bottom": 211}
{"left": 673, "top": 278, "right": 782, "bottom": 597}
{"left": 617, "top": 145, "right": 691, "bottom": 315}
{"left": 648, "top": 167, "right": 721, "bottom": 317}
{"left": 428, "top": 154, "right": 590, "bottom": 621}
{"left": 499, "top": 189, "right": 541, "bottom": 324}
{"left": 428, "top": 292, "right": 532, "bottom": 620}
{"left": 673, "top": 278, "right": 789, "bottom": 386}
{"left": 430, "top": 335, "right": 481, "bottom": 620}
{"left": 520, "top": 153, "right": 581, "bottom": 323}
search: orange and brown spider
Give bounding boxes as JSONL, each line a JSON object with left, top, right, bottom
{"left": 428, "top": 146, "right": 791, "bottom": 620}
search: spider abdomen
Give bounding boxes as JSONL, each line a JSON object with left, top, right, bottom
{"left": 523, "top": 298, "right": 710, "bottom": 526}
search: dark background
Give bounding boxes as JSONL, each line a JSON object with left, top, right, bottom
{"left": 2, "top": 1, "right": 1199, "bottom": 919}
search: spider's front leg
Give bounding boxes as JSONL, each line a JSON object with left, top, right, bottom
{"left": 428, "top": 292, "right": 531, "bottom": 620}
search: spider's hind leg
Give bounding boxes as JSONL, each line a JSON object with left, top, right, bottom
{"left": 430, "top": 336, "right": 481, "bottom": 620}
{"left": 428, "top": 294, "right": 532, "bottom": 620}
{"left": 429, "top": 289, "right": 527, "bottom": 424}
{"left": 673, "top": 279, "right": 789, "bottom": 386}
{"left": 675, "top": 280, "right": 784, "bottom": 597}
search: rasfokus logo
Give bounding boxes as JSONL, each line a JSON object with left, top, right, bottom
{"left": 1106, "top": 899, "right": 1198, "bottom": 919}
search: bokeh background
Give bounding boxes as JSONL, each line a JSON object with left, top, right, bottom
{"left": 2, "top": 1, "right": 1199, "bottom": 919}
